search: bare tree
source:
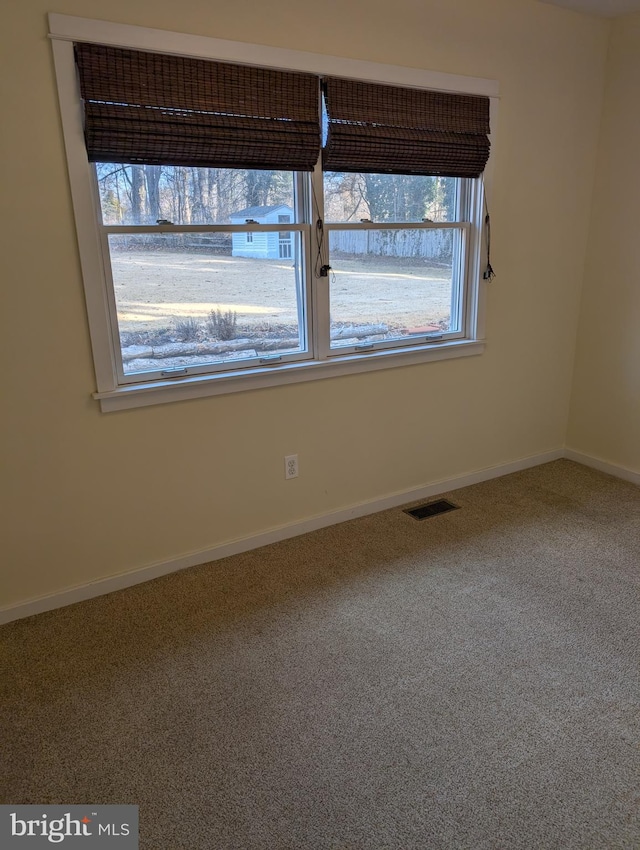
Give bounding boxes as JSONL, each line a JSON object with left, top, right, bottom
{"left": 144, "top": 165, "right": 162, "bottom": 222}
{"left": 129, "top": 166, "right": 145, "bottom": 224}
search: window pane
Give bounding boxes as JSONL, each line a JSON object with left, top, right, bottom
{"left": 323, "top": 172, "right": 459, "bottom": 223}
{"left": 96, "top": 165, "right": 296, "bottom": 226}
{"left": 328, "top": 228, "right": 462, "bottom": 348}
{"left": 108, "top": 233, "right": 306, "bottom": 375}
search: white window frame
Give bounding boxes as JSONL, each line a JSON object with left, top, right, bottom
{"left": 49, "top": 13, "right": 499, "bottom": 412}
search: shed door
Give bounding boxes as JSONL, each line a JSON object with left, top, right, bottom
{"left": 278, "top": 214, "right": 292, "bottom": 258}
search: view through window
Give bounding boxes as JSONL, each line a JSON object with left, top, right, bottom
{"left": 96, "top": 164, "right": 469, "bottom": 379}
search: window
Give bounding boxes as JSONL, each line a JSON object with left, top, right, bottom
{"left": 50, "top": 15, "right": 496, "bottom": 410}
{"left": 98, "top": 167, "right": 308, "bottom": 378}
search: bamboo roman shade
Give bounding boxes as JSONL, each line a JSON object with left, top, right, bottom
{"left": 74, "top": 43, "right": 491, "bottom": 178}
{"left": 322, "top": 78, "right": 490, "bottom": 178}
{"left": 74, "top": 43, "right": 321, "bottom": 171}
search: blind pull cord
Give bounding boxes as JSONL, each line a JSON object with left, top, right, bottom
{"left": 483, "top": 192, "right": 496, "bottom": 280}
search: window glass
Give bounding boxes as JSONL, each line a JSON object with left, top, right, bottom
{"left": 323, "top": 172, "right": 459, "bottom": 223}
{"left": 96, "top": 165, "right": 296, "bottom": 226}
{"left": 327, "top": 228, "right": 463, "bottom": 348}
{"left": 108, "top": 232, "right": 306, "bottom": 375}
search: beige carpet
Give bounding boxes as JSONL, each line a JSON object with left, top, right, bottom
{"left": 2, "top": 460, "right": 639, "bottom": 849}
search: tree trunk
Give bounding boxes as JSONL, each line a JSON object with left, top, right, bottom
{"left": 131, "top": 166, "right": 145, "bottom": 224}
{"left": 145, "top": 165, "right": 162, "bottom": 222}
{"left": 246, "top": 170, "right": 274, "bottom": 207}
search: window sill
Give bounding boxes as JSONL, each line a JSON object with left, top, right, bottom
{"left": 93, "top": 339, "right": 485, "bottom": 412}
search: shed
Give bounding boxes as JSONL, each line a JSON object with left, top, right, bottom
{"left": 230, "top": 204, "right": 294, "bottom": 259}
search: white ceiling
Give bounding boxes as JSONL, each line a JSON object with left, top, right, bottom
{"left": 539, "top": 0, "right": 640, "bottom": 16}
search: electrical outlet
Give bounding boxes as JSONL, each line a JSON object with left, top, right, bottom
{"left": 284, "top": 454, "right": 299, "bottom": 479}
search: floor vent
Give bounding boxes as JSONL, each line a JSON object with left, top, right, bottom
{"left": 404, "top": 499, "right": 460, "bottom": 520}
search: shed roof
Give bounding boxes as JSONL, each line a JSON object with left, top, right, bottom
{"left": 231, "top": 204, "right": 293, "bottom": 218}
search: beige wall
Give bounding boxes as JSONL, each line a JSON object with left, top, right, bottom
{"left": 1, "top": 0, "right": 608, "bottom": 610}
{"left": 567, "top": 12, "right": 640, "bottom": 473}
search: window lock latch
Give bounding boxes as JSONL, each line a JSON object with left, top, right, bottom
{"left": 161, "top": 367, "right": 188, "bottom": 377}
{"left": 156, "top": 219, "right": 173, "bottom": 225}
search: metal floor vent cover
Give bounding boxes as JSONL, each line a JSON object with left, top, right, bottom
{"left": 404, "top": 499, "right": 460, "bottom": 520}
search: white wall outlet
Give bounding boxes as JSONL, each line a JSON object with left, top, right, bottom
{"left": 284, "top": 454, "right": 299, "bottom": 479}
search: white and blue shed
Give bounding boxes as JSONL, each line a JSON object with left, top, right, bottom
{"left": 230, "top": 204, "right": 294, "bottom": 259}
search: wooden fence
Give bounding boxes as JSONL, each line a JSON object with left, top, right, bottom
{"left": 329, "top": 228, "right": 453, "bottom": 261}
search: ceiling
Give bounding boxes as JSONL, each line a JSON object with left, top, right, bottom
{"left": 539, "top": 0, "right": 640, "bottom": 15}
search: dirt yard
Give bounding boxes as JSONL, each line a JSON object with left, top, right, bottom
{"left": 110, "top": 248, "right": 454, "bottom": 338}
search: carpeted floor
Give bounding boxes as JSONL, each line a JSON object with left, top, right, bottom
{"left": 2, "top": 460, "right": 639, "bottom": 849}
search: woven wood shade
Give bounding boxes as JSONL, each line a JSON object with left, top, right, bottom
{"left": 323, "top": 78, "right": 490, "bottom": 177}
{"left": 74, "top": 43, "right": 321, "bottom": 171}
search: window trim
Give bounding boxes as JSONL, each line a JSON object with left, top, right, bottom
{"left": 49, "top": 13, "right": 498, "bottom": 412}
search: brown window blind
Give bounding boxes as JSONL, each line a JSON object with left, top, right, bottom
{"left": 74, "top": 43, "right": 321, "bottom": 171}
{"left": 322, "top": 78, "right": 490, "bottom": 178}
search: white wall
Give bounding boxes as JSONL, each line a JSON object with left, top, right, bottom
{"left": 1, "top": 0, "right": 608, "bottom": 612}
{"left": 567, "top": 11, "right": 640, "bottom": 473}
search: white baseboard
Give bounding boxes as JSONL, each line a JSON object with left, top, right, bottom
{"left": 564, "top": 449, "right": 640, "bottom": 486}
{"left": 0, "top": 447, "right": 568, "bottom": 625}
